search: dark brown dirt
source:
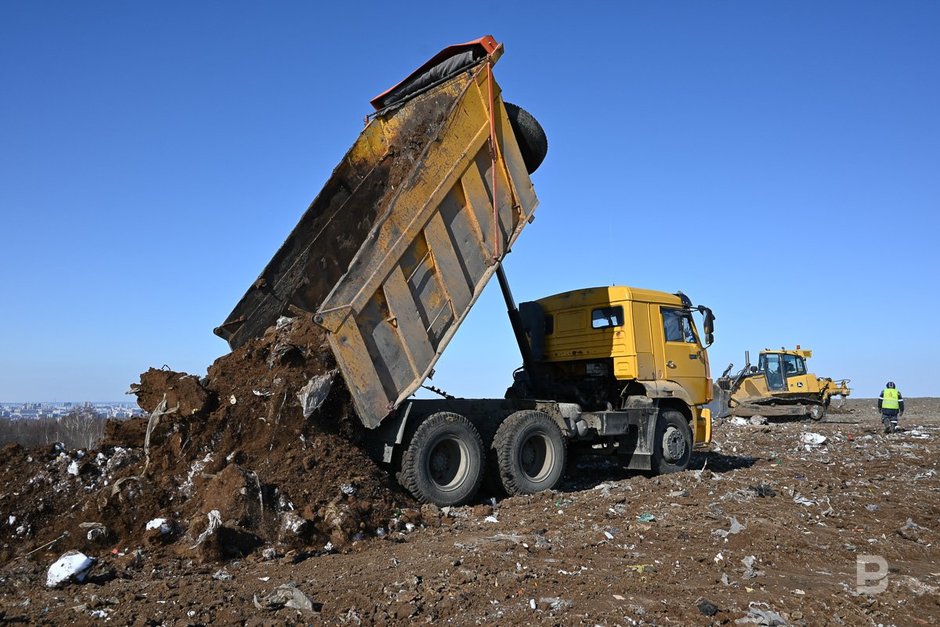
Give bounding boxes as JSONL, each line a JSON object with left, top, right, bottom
{"left": 3, "top": 395, "right": 940, "bottom": 625}
{"left": 0, "top": 315, "right": 415, "bottom": 575}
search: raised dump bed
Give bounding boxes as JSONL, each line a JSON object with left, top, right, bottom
{"left": 215, "top": 36, "right": 544, "bottom": 428}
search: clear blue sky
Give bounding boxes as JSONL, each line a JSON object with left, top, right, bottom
{"left": 1, "top": 1, "right": 937, "bottom": 401}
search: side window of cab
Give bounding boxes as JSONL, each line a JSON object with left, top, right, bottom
{"left": 662, "top": 308, "right": 697, "bottom": 343}
{"left": 591, "top": 306, "right": 623, "bottom": 329}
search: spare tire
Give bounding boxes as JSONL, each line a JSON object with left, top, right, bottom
{"left": 503, "top": 102, "right": 548, "bottom": 174}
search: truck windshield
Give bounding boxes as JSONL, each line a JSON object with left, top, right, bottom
{"left": 662, "top": 308, "right": 697, "bottom": 344}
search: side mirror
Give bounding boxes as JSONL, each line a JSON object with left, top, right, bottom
{"left": 697, "top": 306, "right": 715, "bottom": 347}
{"left": 700, "top": 306, "right": 715, "bottom": 336}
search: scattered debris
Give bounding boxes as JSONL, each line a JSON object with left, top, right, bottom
{"left": 801, "top": 432, "right": 827, "bottom": 447}
{"left": 145, "top": 518, "right": 171, "bottom": 534}
{"left": 46, "top": 551, "right": 95, "bottom": 587}
{"left": 750, "top": 484, "right": 776, "bottom": 497}
{"left": 697, "top": 598, "right": 719, "bottom": 616}
{"left": 297, "top": 371, "right": 337, "bottom": 418}
{"left": 741, "top": 555, "right": 764, "bottom": 579}
{"left": 736, "top": 602, "right": 786, "bottom": 625}
{"left": 253, "top": 583, "right": 318, "bottom": 614}
{"left": 714, "top": 517, "right": 746, "bottom": 539}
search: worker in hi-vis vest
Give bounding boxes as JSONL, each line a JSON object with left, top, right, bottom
{"left": 878, "top": 381, "right": 904, "bottom": 434}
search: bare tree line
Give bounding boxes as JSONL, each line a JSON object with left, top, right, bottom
{"left": 0, "top": 408, "right": 109, "bottom": 449}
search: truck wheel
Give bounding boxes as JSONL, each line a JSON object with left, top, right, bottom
{"left": 503, "top": 102, "right": 548, "bottom": 174}
{"left": 494, "top": 410, "right": 566, "bottom": 495}
{"left": 399, "top": 412, "right": 484, "bottom": 506}
{"left": 651, "top": 409, "right": 692, "bottom": 474}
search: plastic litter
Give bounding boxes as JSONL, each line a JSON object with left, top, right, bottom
{"left": 145, "top": 518, "right": 171, "bottom": 534}
{"left": 539, "top": 597, "right": 570, "bottom": 611}
{"left": 636, "top": 513, "right": 656, "bottom": 523}
{"left": 46, "top": 551, "right": 95, "bottom": 587}
{"left": 735, "top": 602, "right": 786, "bottom": 625}
{"left": 801, "top": 432, "right": 827, "bottom": 446}
{"left": 190, "top": 510, "right": 222, "bottom": 548}
{"left": 750, "top": 484, "right": 776, "bottom": 498}
{"left": 254, "top": 583, "right": 316, "bottom": 613}
{"left": 212, "top": 569, "right": 233, "bottom": 581}
{"left": 714, "top": 517, "right": 746, "bottom": 539}
{"left": 697, "top": 598, "right": 719, "bottom": 616}
{"left": 741, "top": 555, "right": 764, "bottom": 579}
{"left": 297, "top": 371, "right": 337, "bottom": 418}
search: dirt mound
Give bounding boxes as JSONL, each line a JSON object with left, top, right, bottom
{"left": 0, "top": 316, "right": 415, "bottom": 565}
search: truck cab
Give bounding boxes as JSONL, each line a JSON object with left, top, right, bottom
{"left": 516, "top": 286, "right": 715, "bottom": 446}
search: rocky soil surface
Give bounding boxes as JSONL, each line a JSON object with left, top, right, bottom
{"left": 3, "top": 354, "right": 939, "bottom": 626}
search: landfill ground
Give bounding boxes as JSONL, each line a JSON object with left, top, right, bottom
{"left": 1, "top": 322, "right": 938, "bottom": 626}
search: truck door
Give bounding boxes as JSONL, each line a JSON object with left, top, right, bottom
{"left": 759, "top": 353, "right": 787, "bottom": 391}
{"left": 659, "top": 307, "right": 709, "bottom": 404}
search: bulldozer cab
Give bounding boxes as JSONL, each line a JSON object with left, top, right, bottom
{"left": 757, "top": 349, "right": 812, "bottom": 394}
{"left": 718, "top": 345, "right": 849, "bottom": 420}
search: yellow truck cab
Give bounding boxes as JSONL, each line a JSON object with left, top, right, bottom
{"left": 516, "top": 286, "right": 714, "bottom": 447}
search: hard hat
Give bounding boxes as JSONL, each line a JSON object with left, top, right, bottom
{"left": 886, "top": 381, "right": 896, "bottom": 389}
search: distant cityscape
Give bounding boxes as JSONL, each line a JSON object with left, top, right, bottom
{"left": 0, "top": 401, "right": 144, "bottom": 420}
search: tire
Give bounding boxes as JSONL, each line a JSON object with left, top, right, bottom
{"left": 651, "top": 409, "right": 692, "bottom": 475}
{"left": 503, "top": 102, "right": 548, "bottom": 174}
{"left": 494, "top": 410, "right": 567, "bottom": 496}
{"left": 399, "top": 412, "right": 484, "bottom": 506}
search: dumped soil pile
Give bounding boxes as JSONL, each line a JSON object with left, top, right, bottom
{"left": 0, "top": 316, "right": 416, "bottom": 567}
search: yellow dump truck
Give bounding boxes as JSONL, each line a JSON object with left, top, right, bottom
{"left": 216, "top": 36, "right": 715, "bottom": 506}
{"left": 717, "top": 346, "right": 850, "bottom": 420}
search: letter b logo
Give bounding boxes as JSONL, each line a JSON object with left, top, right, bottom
{"left": 856, "top": 555, "right": 888, "bottom": 593}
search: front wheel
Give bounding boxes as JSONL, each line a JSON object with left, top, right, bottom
{"left": 494, "top": 410, "right": 567, "bottom": 496}
{"left": 807, "top": 403, "right": 827, "bottom": 421}
{"left": 399, "top": 412, "right": 484, "bottom": 506}
{"left": 651, "top": 409, "right": 693, "bottom": 474}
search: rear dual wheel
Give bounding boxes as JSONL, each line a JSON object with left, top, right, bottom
{"left": 493, "top": 410, "right": 567, "bottom": 496}
{"left": 399, "top": 412, "right": 484, "bottom": 506}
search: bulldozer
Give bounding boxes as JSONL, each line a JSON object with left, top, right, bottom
{"left": 716, "top": 346, "right": 850, "bottom": 421}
